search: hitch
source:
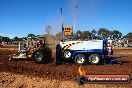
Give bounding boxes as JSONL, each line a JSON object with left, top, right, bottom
{"left": 104, "top": 55, "right": 127, "bottom": 65}
{"left": 109, "top": 60, "right": 122, "bottom": 65}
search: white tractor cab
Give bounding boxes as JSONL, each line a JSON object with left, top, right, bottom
{"left": 56, "top": 37, "right": 115, "bottom": 65}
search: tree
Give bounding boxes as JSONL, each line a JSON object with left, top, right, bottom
{"left": 55, "top": 32, "right": 62, "bottom": 38}
{"left": 76, "top": 30, "right": 82, "bottom": 39}
{"left": 126, "top": 32, "right": 132, "bottom": 39}
{"left": 13, "top": 36, "right": 20, "bottom": 41}
{"left": 98, "top": 28, "right": 110, "bottom": 38}
{"left": 91, "top": 29, "right": 97, "bottom": 36}
{"left": 2, "top": 37, "right": 11, "bottom": 42}
{"left": 23, "top": 37, "right": 27, "bottom": 40}
{"left": 111, "top": 30, "right": 122, "bottom": 39}
{"left": 81, "top": 31, "right": 92, "bottom": 39}
{"left": 27, "top": 33, "right": 36, "bottom": 38}
{"left": 0, "top": 36, "right": 2, "bottom": 42}
{"left": 109, "top": 31, "right": 113, "bottom": 39}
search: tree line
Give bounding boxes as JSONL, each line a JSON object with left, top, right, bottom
{"left": 0, "top": 28, "right": 132, "bottom": 42}
{"left": 56, "top": 28, "right": 132, "bottom": 40}
{"left": 0, "top": 33, "right": 54, "bottom": 43}
{"left": 0, "top": 33, "right": 35, "bottom": 43}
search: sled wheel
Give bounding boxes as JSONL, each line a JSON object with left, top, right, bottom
{"left": 74, "top": 54, "right": 86, "bottom": 65}
{"left": 89, "top": 54, "right": 100, "bottom": 65}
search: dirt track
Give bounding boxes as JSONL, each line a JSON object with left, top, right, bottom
{"left": 0, "top": 46, "right": 132, "bottom": 88}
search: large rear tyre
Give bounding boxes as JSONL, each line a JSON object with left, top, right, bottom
{"left": 32, "top": 50, "right": 45, "bottom": 64}
{"left": 89, "top": 54, "right": 100, "bottom": 65}
{"left": 45, "top": 47, "right": 52, "bottom": 59}
{"left": 32, "top": 46, "right": 52, "bottom": 64}
{"left": 74, "top": 54, "right": 86, "bottom": 65}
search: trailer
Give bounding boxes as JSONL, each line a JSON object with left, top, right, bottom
{"left": 56, "top": 37, "right": 118, "bottom": 65}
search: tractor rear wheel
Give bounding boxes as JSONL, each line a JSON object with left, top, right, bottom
{"left": 44, "top": 47, "right": 52, "bottom": 59}
{"left": 32, "top": 47, "right": 52, "bottom": 64}
{"left": 32, "top": 49, "right": 45, "bottom": 64}
{"left": 34, "top": 51, "right": 44, "bottom": 63}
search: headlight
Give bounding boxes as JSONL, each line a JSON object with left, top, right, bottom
{"left": 63, "top": 50, "right": 71, "bottom": 59}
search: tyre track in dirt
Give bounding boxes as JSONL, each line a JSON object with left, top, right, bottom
{"left": 0, "top": 47, "right": 132, "bottom": 87}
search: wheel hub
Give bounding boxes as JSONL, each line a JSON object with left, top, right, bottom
{"left": 91, "top": 56, "right": 99, "bottom": 63}
{"left": 35, "top": 53, "right": 42, "bottom": 60}
{"left": 64, "top": 51, "right": 71, "bottom": 59}
{"left": 77, "top": 56, "right": 85, "bottom": 64}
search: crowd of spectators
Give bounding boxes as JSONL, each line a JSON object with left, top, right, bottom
{"left": 112, "top": 38, "right": 132, "bottom": 47}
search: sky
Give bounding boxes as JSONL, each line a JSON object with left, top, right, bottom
{"left": 0, "top": 0, "right": 132, "bottom": 38}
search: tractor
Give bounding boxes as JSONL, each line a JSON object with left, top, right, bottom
{"left": 8, "top": 38, "right": 52, "bottom": 64}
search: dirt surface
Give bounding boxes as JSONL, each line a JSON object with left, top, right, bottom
{"left": 0, "top": 46, "right": 132, "bottom": 88}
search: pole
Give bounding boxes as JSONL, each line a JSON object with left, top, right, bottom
{"left": 0, "top": 36, "right": 2, "bottom": 43}
{"left": 60, "top": 8, "right": 64, "bottom": 42}
{"left": 19, "top": 42, "right": 21, "bottom": 51}
{"left": 73, "top": 5, "right": 78, "bottom": 35}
